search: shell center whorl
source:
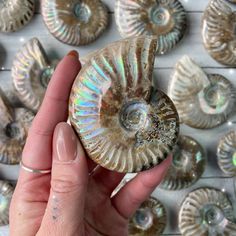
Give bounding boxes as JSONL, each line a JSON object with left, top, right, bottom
{"left": 0, "top": 194, "right": 8, "bottom": 212}
{"left": 149, "top": 6, "right": 170, "bottom": 26}
{"left": 40, "top": 67, "right": 55, "bottom": 88}
{"left": 74, "top": 2, "right": 91, "bottom": 23}
{"left": 5, "top": 123, "right": 21, "bottom": 140}
{"left": 200, "top": 204, "right": 225, "bottom": 226}
{"left": 133, "top": 208, "right": 154, "bottom": 230}
{"left": 119, "top": 101, "right": 148, "bottom": 132}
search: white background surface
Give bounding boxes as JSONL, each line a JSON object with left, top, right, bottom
{"left": 0, "top": 0, "right": 236, "bottom": 235}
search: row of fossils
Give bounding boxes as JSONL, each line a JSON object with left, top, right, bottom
{"left": 0, "top": 36, "right": 235, "bottom": 234}
{"left": 0, "top": 0, "right": 236, "bottom": 66}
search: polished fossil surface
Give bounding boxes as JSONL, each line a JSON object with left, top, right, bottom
{"left": 129, "top": 196, "right": 166, "bottom": 235}
{"left": 168, "top": 56, "right": 236, "bottom": 129}
{"left": 0, "top": 181, "right": 14, "bottom": 226}
{"left": 161, "top": 135, "right": 206, "bottom": 190}
{"left": 115, "top": 0, "right": 187, "bottom": 54}
{"left": 42, "top": 0, "right": 109, "bottom": 46}
{"left": 202, "top": 0, "right": 236, "bottom": 66}
{"left": 217, "top": 130, "right": 236, "bottom": 176}
{"left": 179, "top": 188, "right": 236, "bottom": 235}
{"left": 0, "top": 0, "right": 34, "bottom": 32}
{"left": 69, "top": 37, "right": 179, "bottom": 173}
{"left": 12, "top": 38, "right": 57, "bottom": 112}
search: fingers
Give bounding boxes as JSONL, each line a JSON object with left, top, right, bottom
{"left": 22, "top": 51, "right": 81, "bottom": 171}
{"left": 111, "top": 157, "right": 172, "bottom": 219}
{"left": 38, "top": 123, "right": 88, "bottom": 235}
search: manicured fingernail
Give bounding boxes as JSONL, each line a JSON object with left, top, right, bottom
{"left": 54, "top": 123, "right": 78, "bottom": 162}
{"left": 67, "top": 50, "right": 79, "bottom": 59}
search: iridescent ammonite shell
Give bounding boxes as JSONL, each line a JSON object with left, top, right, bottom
{"left": 217, "top": 130, "right": 236, "bottom": 176}
{"left": 0, "top": 181, "right": 14, "bottom": 226}
{"left": 161, "top": 135, "right": 206, "bottom": 190}
{"left": 129, "top": 197, "right": 166, "bottom": 236}
{"left": 0, "top": 0, "right": 34, "bottom": 32}
{"left": 41, "top": 0, "right": 109, "bottom": 46}
{"left": 202, "top": 0, "right": 236, "bottom": 66}
{"left": 168, "top": 56, "right": 236, "bottom": 129}
{"left": 0, "top": 91, "right": 34, "bottom": 164}
{"left": 115, "top": 0, "right": 187, "bottom": 55}
{"left": 179, "top": 188, "right": 236, "bottom": 235}
{"left": 69, "top": 37, "right": 179, "bottom": 173}
{"left": 12, "top": 38, "right": 57, "bottom": 112}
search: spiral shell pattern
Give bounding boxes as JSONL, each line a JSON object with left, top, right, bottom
{"left": 41, "top": 0, "right": 109, "bottom": 46}
{"left": 115, "top": 0, "right": 187, "bottom": 54}
{"left": 69, "top": 37, "right": 179, "bottom": 173}
{"left": 161, "top": 135, "right": 206, "bottom": 190}
{"left": 168, "top": 56, "right": 236, "bottom": 129}
{"left": 0, "top": 91, "right": 34, "bottom": 164}
{"left": 0, "top": 181, "right": 14, "bottom": 226}
{"left": 202, "top": 0, "right": 236, "bottom": 66}
{"left": 179, "top": 188, "right": 236, "bottom": 235}
{"left": 12, "top": 38, "right": 57, "bottom": 112}
{"left": 0, "top": 0, "right": 34, "bottom": 32}
{"left": 217, "top": 130, "right": 236, "bottom": 176}
{"left": 129, "top": 197, "right": 166, "bottom": 235}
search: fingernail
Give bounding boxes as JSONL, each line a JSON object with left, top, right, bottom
{"left": 67, "top": 50, "right": 79, "bottom": 59}
{"left": 54, "top": 123, "right": 78, "bottom": 162}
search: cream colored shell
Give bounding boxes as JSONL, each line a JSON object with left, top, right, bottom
{"left": 168, "top": 56, "right": 236, "bottom": 129}
{"left": 12, "top": 38, "right": 57, "bottom": 112}
{"left": 202, "top": 0, "right": 236, "bottom": 66}
{"left": 0, "top": 0, "right": 34, "bottom": 32}
{"left": 41, "top": 0, "right": 109, "bottom": 46}
{"left": 69, "top": 37, "right": 179, "bottom": 173}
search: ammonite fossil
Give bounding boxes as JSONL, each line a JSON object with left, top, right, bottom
{"left": 115, "top": 0, "right": 187, "bottom": 54}
{"left": 217, "top": 130, "right": 236, "bottom": 176}
{"left": 179, "top": 188, "right": 236, "bottom": 235}
{"left": 202, "top": 0, "right": 236, "bottom": 66}
{"left": 168, "top": 56, "right": 236, "bottom": 129}
{"left": 0, "top": 91, "right": 34, "bottom": 164}
{"left": 129, "top": 196, "right": 166, "bottom": 235}
{"left": 41, "top": 0, "right": 109, "bottom": 46}
{"left": 0, "top": 0, "right": 34, "bottom": 32}
{"left": 12, "top": 38, "right": 57, "bottom": 112}
{"left": 0, "top": 181, "right": 14, "bottom": 226}
{"left": 161, "top": 135, "right": 206, "bottom": 190}
{"left": 69, "top": 37, "right": 179, "bottom": 173}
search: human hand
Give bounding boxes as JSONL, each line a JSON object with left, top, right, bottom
{"left": 10, "top": 51, "right": 171, "bottom": 236}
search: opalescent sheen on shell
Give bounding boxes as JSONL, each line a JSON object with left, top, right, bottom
{"left": 217, "top": 130, "right": 236, "bottom": 176}
{"left": 42, "top": 0, "right": 109, "bottom": 46}
{"left": 202, "top": 0, "right": 236, "bottom": 66}
{"left": 0, "top": 0, "right": 34, "bottom": 32}
{"left": 129, "top": 197, "right": 166, "bottom": 235}
{"left": 115, "top": 0, "right": 187, "bottom": 54}
{"left": 179, "top": 188, "right": 236, "bottom": 235}
{"left": 0, "top": 181, "right": 14, "bottom": 226}
{"left": 168, "top": 56, "right": 236, "bottom": 129}
{"left": 69, "top": 37, "right": 179, "bottom": 173}
{"left": 12, "top": 38, "right": 57, "bottom": 112}
{"left": 161, "top": 135, "right": 206, "bottom": 190}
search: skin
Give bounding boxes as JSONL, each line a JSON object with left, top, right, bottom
{"left": 9, "top": 52, "right": 171, "bottom": 236}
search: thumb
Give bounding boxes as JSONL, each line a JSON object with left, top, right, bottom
{"left": 38, "top": 122, "right": 88, "bottom": 236}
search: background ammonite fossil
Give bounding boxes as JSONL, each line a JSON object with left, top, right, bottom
{"left": 129, "top": 196, "right": 166, "bottom": 235}
{"left": 161, "top": 135, "right": 206, "bottom": 190}
{"left": 115, "top": 0, "right": 187, "bottom": 54}
{"left": 0, "top": 90, "right": 34, "bottom": 164}
{"left": 0, "top": 0, "right": 35, "bottom": 32}
{"left": 41, "top": 0, "right": 109, "bottom": 46}
{"left": 12, "top": 38, "right": 58, "bottom": 113}
{"left": 0, "top": 181, "right": 14, "bottom": 226}
{"left": 168, "top": 56, "right": 236, "bottom": 129}
{"left": 202, "top": 0, "right": 236, "bottom": 66}
{"left": 69, "top": 36, "right": 179, "bottom": 173}
{"left": 217, "top": 130, "right": 236, "bottom": 176}
{"left": 179, "top": 188, "right": 236, "bottom": 235}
